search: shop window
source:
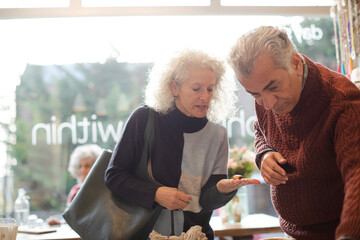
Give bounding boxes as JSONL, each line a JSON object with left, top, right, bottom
{"left": 0, "top": 15, "right": 335, "bottom": 218}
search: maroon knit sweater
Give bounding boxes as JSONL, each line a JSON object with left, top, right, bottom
{"left": 254, "top": 56, "right": 360, "bottom": 240}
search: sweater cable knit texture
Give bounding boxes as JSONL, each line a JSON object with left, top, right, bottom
{"left": 254, "top": 56, "right": 360, "bottom": 240}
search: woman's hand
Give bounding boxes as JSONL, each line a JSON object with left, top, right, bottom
{"left": 216, "top": 176, "right": 260, "bottom": 194}
{"left": 154, "top": 187, "right": 192, "bottom": 210}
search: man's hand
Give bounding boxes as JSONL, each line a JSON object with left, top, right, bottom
{"left": 217, "top": 177, "right": 260, "bottom": 194}
{"left": 260, "top": 151, "right": 288, "bottom": 185}
{"left": 154, "top": 187, "right": 192, "bottom": 210}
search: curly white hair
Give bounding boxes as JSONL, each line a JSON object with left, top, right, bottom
{"left": 67, "top": 144, "right": 102, "bottom": 183}
{"left": 144, "top": 49, "right": 238, "bottom": 122}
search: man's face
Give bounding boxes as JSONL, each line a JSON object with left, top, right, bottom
{"left": 237, "top": 53, "right": 303, "bottom": 115}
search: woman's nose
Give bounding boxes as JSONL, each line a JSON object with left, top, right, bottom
{"left": 79, "top": 166, "right": 88, "bottom": 173}
{"left": 200, "top": 91, "right": 212, "bottom": 101}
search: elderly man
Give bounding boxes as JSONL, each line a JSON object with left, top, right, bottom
{"left": 228, "top": 26, "right": 360, "bottom": 240}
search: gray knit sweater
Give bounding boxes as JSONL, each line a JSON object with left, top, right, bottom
{"left": 105, "top": 106, "right": 236, "bottom": 239}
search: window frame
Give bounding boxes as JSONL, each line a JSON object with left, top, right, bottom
{"left": 0, "top": 0, "right": 332, "bottom": 19}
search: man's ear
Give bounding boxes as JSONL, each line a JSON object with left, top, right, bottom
{"left": 171, "top": 80, "right": 179, "bottom": 96}
{"left": 291, "top": 53, "right": 303, "bottom": 75}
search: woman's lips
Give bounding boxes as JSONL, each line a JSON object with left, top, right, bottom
{"left": 196, "top": 105, "right": 208, "bottom": 110}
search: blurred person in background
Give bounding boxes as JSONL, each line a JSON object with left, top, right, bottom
{"left": 47, "top": 144, "right": 102, "bottom": 225}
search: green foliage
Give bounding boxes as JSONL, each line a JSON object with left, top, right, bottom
{"left": 11, "top": 59, "right": 151, "bottom": 213}
{"left": 290, "top": 17, "right": 337, "bottom": 70}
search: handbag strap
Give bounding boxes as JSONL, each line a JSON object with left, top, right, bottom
{"left": 135, "top": 108, "right": 158, "bottom": 185}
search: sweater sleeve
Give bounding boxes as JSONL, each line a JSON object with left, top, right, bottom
{"left": 334, "top": 97, "right": 360, "bottom": 239}
{"left": 253, "top": 104, "right": 276, "bottom": 169}
{"left": 199, "top": 129, "right": 236, "bottom": 211}
{"left": 104, "top": 106, "right": 159, "bottom": 209}
{"left": 199, "top": 174, "right": 236, "bottom": 211}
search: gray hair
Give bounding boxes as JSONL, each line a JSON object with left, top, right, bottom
{"left": 144, "top": 49, "right": 237, "bottom": 122}
{"left": 228, "top": 26, "right": 298, "bottom": 78}
{"left": 67, "top": 144, "right": 102, "bottom": 183}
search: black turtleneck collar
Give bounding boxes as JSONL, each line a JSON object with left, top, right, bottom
{"left": 165, "top": 107, "right": 208, "bottom": 133}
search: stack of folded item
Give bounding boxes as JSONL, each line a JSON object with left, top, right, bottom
{"left": 149, "top": 225, "right": 207, "bottom": 240}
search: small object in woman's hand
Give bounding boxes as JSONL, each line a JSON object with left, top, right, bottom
{"left": 232, "top": 174, "right": 244, "bottom": 180}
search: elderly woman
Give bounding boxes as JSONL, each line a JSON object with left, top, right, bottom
{"left": 67, "top": 144, "right": 102, "bottom": 205}
{"left": 47, "top": 144, "right": 102, "bottom": 226}
{"left": 105, "top": 49, "right": 260, "bottom": 239}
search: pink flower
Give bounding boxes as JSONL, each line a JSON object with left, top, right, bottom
{"left": 228, "top": 145, "right": 258, "bottom": 179}
{"left": 231, "top": 148, "right": 239, "bottom": 153}
{"left": 227, "top": 158, "right": 238, "bottom": 169}
{"left": 239, "top": 146, "right": 247, "bottom": 154}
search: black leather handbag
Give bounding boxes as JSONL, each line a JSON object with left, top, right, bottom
{"left": 63, "top": 109, "right": 162, "bottom": 240}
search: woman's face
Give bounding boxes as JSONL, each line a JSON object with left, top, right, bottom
{"left": 172, "top": 67, "right": 216, "bottom": 118}
{"left": 78, "top": 158, "right": 93, "bottom": 182}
